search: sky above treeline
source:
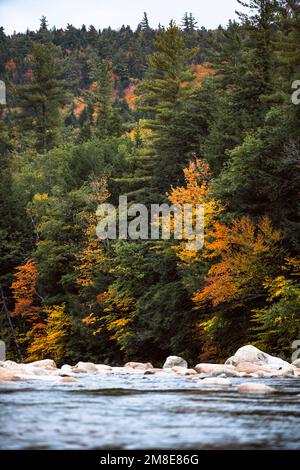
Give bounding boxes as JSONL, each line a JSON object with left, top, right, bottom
{"left": 0, "top": 0, "right": 243, "bottom": 34}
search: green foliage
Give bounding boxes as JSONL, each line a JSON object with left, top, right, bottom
{"left": 2, "top": 3, "right": 300, "bottom": 364}
{"left": 253, "top": 275, "right": 300, "bottom": 358}
{"left": 137, "top": 22, "right": 204, "bottom": 198}
{"left": 16, "top": 42, "right": 68, "bottom": 152}
{"left": 97, "top": 241, "right": 199, "bottom": 363}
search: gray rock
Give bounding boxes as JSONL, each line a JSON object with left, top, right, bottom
{"left": 72, "top": 362, "right": 98, "bottom": 373}
{"left": 172, "top": 367, "right": 197, "bottom": 376}
{"left": 225, "top": 345, "right": 290, "bottom": 370}
{"left": 163, "top": 356, "right": 188, "bottom": 369}
{"left": 125, "top": 362, "right": 153, "bottom": 370}
{"left": 29, "top": 359, "right": 57, "bottom": 369}
{"left": 195, "top": 363, "right": 236, "bottom": 374}
{"left": 238, "top": 382, "right": 276, "bottom": 394}
{"left": 211, "top": 367, "right": 241, "bottom": 378}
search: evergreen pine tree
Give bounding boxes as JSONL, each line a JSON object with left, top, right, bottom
{"left": 83, "top": 59, "right": 122, "bottom": 139}
{"left": 16, "top": 42, "right": 67, "bottom": 152}
{"left": 137, "top": 21, "right": 202, "bottom": 199}
{"left": 139, "top": 12, "right": 150, "bottom": 31}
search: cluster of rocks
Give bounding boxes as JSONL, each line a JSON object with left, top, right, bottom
{"left": 1, "top": 345, "right": 300, "bottom": 394}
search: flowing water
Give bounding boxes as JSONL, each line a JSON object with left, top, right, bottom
{"left": 0, "top": 374, "right": 300, "bottom": 449}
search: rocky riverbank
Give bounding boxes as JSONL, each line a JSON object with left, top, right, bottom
{"left": 1, "top": 345, "right": 300, "bottom": 394}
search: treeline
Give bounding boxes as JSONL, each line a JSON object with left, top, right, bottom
{"left": 0, "top": 1, "right": 300, "bottom": 365}
{"left": 0, "top": 12, "right": 213, "bottom": 95}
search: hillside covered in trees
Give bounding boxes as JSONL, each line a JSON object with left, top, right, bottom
{"left": 1, "top": 0, "right": 300, "bottom": 365}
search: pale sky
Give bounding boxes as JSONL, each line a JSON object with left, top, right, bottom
{"left": 0, "top": 0, "right": 243, "bottom": 35}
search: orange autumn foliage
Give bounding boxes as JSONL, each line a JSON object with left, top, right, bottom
{"left": 26, "top": 304, "right": 72, "bottom": 362}
{"left": 193, "top": 216, "right": 282, "bottom": 308}
{"left": 192, "top": 64, "right": 214, "bottom": 85}
{"left": 12, "top": 259, "right": 37, "bottom": 300}
{"left": 123, "top": 83, "right": 138, "bottom": 109}
{"left": 73, "top": 97, "right": 86, "bottom": 118}
{"left": 11, "top": 259, "right": 41, "bottom": 322}
{"left": 169, "top": 158, "right": 212, "bottom": 206}
{"left": 168, "top": 158, "right": 223, "bottom": 261}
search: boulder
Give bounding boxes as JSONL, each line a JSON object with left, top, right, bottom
{"left": 0, "top": 368, "right": 18, "bottom": 383}
{"left": 211, "top": 368, "right": 241, "bottom": 378}
{"left": 225, "top": 345, "right": 290, "bottom": 370}
{"left": 172, "top": 367, "right": 197, "bottom": 376}
{"left": 144, "top": 368, "right": 164, "bottom": 375}
{"left": 110, "top": 366, "right": 127, "bottom": 373}
{"left": 263, "top": 367, "right": 295, "bottom": 378}
{"left": 199, "top": 377, "right": 231, "bottom": 387}
{"left": 236, "top": 362, "right": 262, "bottom": 374}
{"left": 195, "top": 363, "right": 236, "bottom": 375}
{"left": 2, "top": 360, "right": 18, "bottom": 368}
{"left": 238, "top": 382, "right": 276, "bottom": 394}
{"left": 22, "top": 366, "right": 51, "bottom": 376}
{"left": 60, "top": 377, "right": 79, "bottom": 383}
{"left": 163, "top": 356, "right": 188, "bottom": 369}
{"left": 61, "top": 364, "right": 72, "bottom": 372}
{"left": 72, "top": 362, "right": 98, "bottom": 373}
{"left": 125, "top": 362, "right": 153, "bottom": 370}
{"left": 95, "top": 364, "right": 112, "bottom": 372}
{"left": 28, "top": 359, "right": 57, "bottom": 369}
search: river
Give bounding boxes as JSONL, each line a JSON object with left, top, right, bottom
{"left": 0, "top": 374, "right": 300, "bottom": 449}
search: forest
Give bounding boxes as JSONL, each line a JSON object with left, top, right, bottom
{"left": 0, "top": 0, "right": 300, "bottom": 366}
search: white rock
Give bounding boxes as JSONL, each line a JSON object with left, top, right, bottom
{"left": 163, "top": 356, "right": 188, "bottom": 369}
{"left": 95, "top": 364, "right": 112, "bottom": 372}
{"left": 110, "top": 366, "right": 127, "bottom": 373}
{"left": 225, "top": 345, "right": 290, "bottom": 370}
{"left": 72, "top": 362, "right": 98, "bottom": 373}
{"left": 172, "top": 367, "right": 197, "bottom": 376}
{"left": 236, "top": 362, "right": 262, "bottom": 374}
{"left": 262, "top": 367, "right": 295, "bottom": 378}
{"left": 211, "top": 368, "right": 241, "bottom": 378}
{"left": 60, "top": 377, "right": 79, "bottom": 384}
{"left": 28, "top": 359, "right": 57, "bottom": 369}
{"left": 195, "top": 363, "right": 236, "bottom": 374}
{"left": 158, "top": 367, "right": 175, "bottom": 374}
{"left": 125, "top": 367, "right": 147, "bottom": 374}
{"left": 61, "top": 364, "right": 72, "bottom": 372}
{"left": 3, "top": 360, "right": 18, "bottom": 368}
{"left": 0, "top": 368, "right": 19, "bottom": 383}
{"left": 238, "top": 382, "right": 276, "bottom": 394}
{"left": 125, "top": 362, "right": 153, "bottom": 369}
{"left": 199, "top": 377, "right": 232, "bottom": 387}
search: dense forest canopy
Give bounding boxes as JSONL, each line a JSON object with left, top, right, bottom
{"left": 0, "top": 1, "right": 300, "bottom": 365}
